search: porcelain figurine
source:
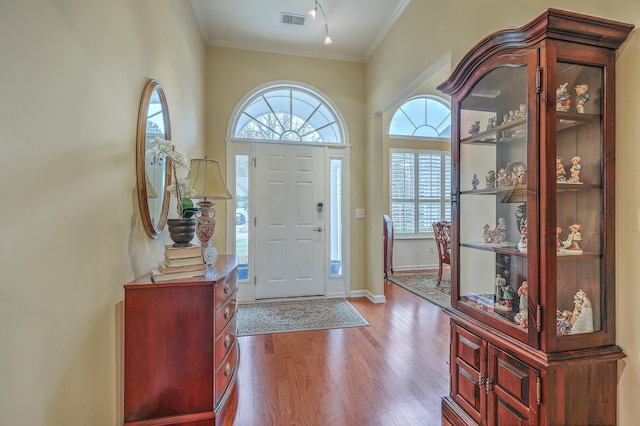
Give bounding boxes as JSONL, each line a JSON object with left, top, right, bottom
{"left": 556, "top": 82, "right": 571, "bottom": 111}
{"left": 483, "top": 224, "right": 492, "bottom": 243}
{"left": 574, "top": 84, "right": 589, "bottom": 113}
{"left": 518, "top": 281, "right": 528, "bottom": 311}
{"left": 515, "top": 103, "right": 527, "bottom": 119}
{"left": 486, "top": 117, "right": 496, "bottom": 130}
{"left": 570, "top": 289, "right": 594, "bottom": 334}
{"left": 494, "top": 277, "right": 514, "bottom": 312}
{"left": 556, "top": 157, "right": 567, "bottom": 182}
{"left": 517, "top": 220, "right": 527, "bottom": 252}
{"left": 496, "top": 168, "right": 511, "bottom": 187}
{"left": 469, "top": 121, "right": 480, "bottom": 136}
{"left": 472, "top": 173, "right": 479, "bottom": 190}
{"left": 486, "top": 170, "right": 496, "bottom": 188}
{"left": 569, "top": 156, "right": 582, "bottom": 183}
{"left": 512, "top": 163, "right": 526, "bottom": 185}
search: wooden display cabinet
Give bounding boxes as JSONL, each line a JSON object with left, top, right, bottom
{"left": 437, "top": 9, "right": 633, "bottom": 425}
{"left": 123, "top": 255, "right": 239, "bottom": 426}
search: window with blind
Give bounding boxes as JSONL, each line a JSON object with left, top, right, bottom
{"left": 390, "top": 150, "right": 451, "bottom": 235}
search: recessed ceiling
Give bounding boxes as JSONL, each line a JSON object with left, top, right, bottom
{"left": 190, "top": 0, "right": 410, "bottom": 62}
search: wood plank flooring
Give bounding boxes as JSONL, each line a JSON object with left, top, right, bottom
{"left": 232, "top": 279, "right": 450, "bottom": 426}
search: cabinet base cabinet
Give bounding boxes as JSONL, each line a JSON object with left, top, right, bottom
{"left": 444, "top": 318, "right": 623, "bottom": 426}
{"left": 123, "top": 256, "right": 239, "bottom": 426}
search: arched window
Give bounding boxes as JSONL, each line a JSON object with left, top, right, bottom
{"left": 389, "top": 95, "right": 451, "bottom": 138}
{"left": 231, "top": 83, "right": 345, "bottom": 144}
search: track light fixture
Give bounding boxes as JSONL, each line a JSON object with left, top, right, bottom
{"left": 308, "top": 0, "right": 332, "bottom": 46}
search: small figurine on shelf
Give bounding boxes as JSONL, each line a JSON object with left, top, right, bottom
{"left": 569, "top": 156, "right": 582, "bottom": 183}
{"left": 514, "top": 281, "right": 529, "bottom": 328}
{"left": 486, "top": 117, "right": 496, "bottom": 131}
{"left": 483, "top": 224, "right": 492, "bottom": 243}
{"left": 574, "top": 84, "right": 590, "bottom": 113}
{"left": 515, "top": 103, "right": 527, "bottom": 119}
{"left": 556, "top": 226, "right": 564, "bottom": 251}
{"left": 469, "top": 121, "right": 481, "bottom": 136}
{"left": 517, "top": 220, "right": 527, "bottom": 252}
{"left": 566, "top": 224, "right": 583, "bottom": 253}
{"left": 508, "top": 110, "right": 516, "bottom": 122}
{"left": 495, "top": 276, "right": 515, "bottom": 312}
{"left": 570, "top": 289, "right": 594, "bottom": 334}
{"left": 512, "top": 163, "right": 527, "bottom": 185}
{"left": 472, "top": 173, "right": 479, "bottom": 190}
{"left": 556, "top": 82, "right": 571, "bottom": 111}
{"left": 556, "top": 156, "right": 568, "bottom": 182}
{"left": 492, "top": 218, "right": 506, "bottom": 244}
{"left": 518, "top": 281, "right": 528, "bottom": 311}
{"left": 486, "top": 170, "right": 496, "bottom": 188}
{"left": 496, "top": 168, "right": 511, "bottom": 187}
{"left": 502, "top": 112, "right": 510, "bottom": 126}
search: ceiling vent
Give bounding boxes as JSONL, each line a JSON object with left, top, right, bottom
{"left": 281, "top": 13, "right": 306, "bottom": 26}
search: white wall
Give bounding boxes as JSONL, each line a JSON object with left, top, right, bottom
{"left": 0, "top": 1, "right": 205, "bottom": 424}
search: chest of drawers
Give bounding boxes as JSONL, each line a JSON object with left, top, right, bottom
{"left": 123, "top": 255, "right": 239, "bottom": 425}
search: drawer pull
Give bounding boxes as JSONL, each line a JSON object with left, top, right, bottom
{"left": 224, "top": 306, "right": 231, "bottom": 319}
{"left": 224, "top": 334, "right": 231, "bottom": 348}
{"left": 224, "top": 362, "right": 231, "bottom": 376}
{"left": 224, "top": 284, "right": 231, "bottom": 294}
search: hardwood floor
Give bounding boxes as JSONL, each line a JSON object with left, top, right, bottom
{"left": 232, "top": 279, "right": 450, "bottom": 425}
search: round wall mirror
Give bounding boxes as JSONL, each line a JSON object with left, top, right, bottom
{"left": 136, "top": 79, "right": 171, "bottom": 238}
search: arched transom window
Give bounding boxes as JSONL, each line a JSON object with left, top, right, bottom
{"left": 232, "top": 84, "right": 344, "bottom": 143}
{"left": 389, "top": 95, "right": 451, "bottom": 138}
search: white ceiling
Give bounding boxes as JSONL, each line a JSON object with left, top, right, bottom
{"left": 190, "top": 0, "right": 410, "bottom": 62}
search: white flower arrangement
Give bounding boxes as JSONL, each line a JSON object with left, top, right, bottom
{"left": 146, "top": 138, "right": 195, "bottom": 218}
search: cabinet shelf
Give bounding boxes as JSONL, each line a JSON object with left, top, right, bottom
{"left": 557, "top": 112, "right": 600, "bottom": 131}
{"left": 461, "top": 117, "right": 526, "bottom": 144}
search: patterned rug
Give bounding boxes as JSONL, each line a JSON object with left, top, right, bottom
{"left": 387, "top": 272, "right": 451, "bottom": 308}
{"left": 237, "top": 298, "right": 369, "bottom": 336}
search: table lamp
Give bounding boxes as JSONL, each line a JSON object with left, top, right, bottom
{"left": 186, "top": 157, "right": 232, "bottom": 265}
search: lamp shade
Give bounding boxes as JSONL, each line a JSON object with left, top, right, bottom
{"left": 187, "top": 158, "right": 232, "bottom": 200}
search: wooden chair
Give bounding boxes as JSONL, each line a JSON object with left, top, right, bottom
{"left": 383, "top": 215, "right": 394, "bottom": 278}
{"left": 432, "top": 221, "right": 451, "bottom": 287}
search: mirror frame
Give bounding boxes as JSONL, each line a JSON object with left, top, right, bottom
{"left": 136, "top": 79, "right": 172, "bottom": 238}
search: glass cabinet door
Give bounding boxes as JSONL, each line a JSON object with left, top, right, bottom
{"left": 553, "top": 63, "right": 603, "bottom": 338}
{"left": 457, "top": 58, "right": 532, "bottom": 336}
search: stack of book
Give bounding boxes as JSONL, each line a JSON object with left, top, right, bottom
{"left": 151, "top": 245, "right": 205, "bottom": 283}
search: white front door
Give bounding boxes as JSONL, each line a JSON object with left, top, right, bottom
{"left": 254, "top": 143, "right": 325, "bottom": 299}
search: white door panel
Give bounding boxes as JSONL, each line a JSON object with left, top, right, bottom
{"left": 255, "top": 144, "right": 325, "bottom": 299}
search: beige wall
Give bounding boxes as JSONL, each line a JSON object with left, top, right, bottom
{"left": 367, "top": 1, "right": 640, "bottom": 423}
{"left": 205, "top": 46, "right": 367, "bottom": 290}
{"left": 1, "top": 0, "right": 638, "bottom": 424}
{"left": 0, "top": 0, "right": 205, "bottom": 424}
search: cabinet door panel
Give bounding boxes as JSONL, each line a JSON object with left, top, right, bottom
{"left": 487, "top": 345, "right": 538, "bottom": 425}
{"left": 451, "top": 324, "right": 485, "bottom": 423}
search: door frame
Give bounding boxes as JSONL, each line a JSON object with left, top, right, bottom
{"left": 226, "top": 140, "right": 351, "bottom": 302}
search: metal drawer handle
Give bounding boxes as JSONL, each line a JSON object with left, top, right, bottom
{"left": 224, "top": 334, "right": 231, "bottom": 348}
{"left": 224, "top": 284, "right": 231, "bottom": 294}
{"left": 224, "top": 362, "right": 231, "bottom": 376}
{"left": 224, "top": 306, "right": 231, "bottom": 319}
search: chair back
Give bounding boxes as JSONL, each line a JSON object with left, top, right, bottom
{"left": 432, "top": 221, "right": 451, "bottom": 265}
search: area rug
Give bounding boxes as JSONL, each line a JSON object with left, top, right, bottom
{"left": 237, "top": 298, "right": 369, "bottom": 336}
{"left": 387, "top": 272, "right": 451, "bottom": 308}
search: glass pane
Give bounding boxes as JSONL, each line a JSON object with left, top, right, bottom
{"left": 555, "top": 63, "right": 603, "bottom": 336}
{"left": 330, "top": 158, "right": 343, "bottom": 276}
{"left": 458, "top": 64, "right": 529, "bottom": 330}
{"left": 390, "top": 152, "right": 415, "bottom": 199}
{"left": 235, "top": 154, "right": 250, "bottom": 281}
{"left": 391, "top": 201, "right": 415, "bottom": 233}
